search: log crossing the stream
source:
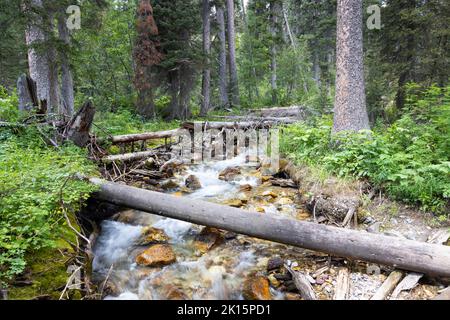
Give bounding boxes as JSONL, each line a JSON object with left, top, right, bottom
{"left": 89, "top": 177, "right": 450, "bottom": 278}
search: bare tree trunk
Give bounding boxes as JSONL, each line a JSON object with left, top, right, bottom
{"left": 226, "top": 0, "right": 240, "bottom": 106}
{"left": 57, "top": 13, "right": 74, "bottom": 117}
{"left": 200, "top": 0, "right": 211, "bottom": 116}
{"left": 270, "top": 1, "right": 280, "bottom": 105}
{"left": 333, "top": 0, "right": 370, "bottom": 133}
{"left": 282, "top": 2, "right": 296, "bottom": 49}
{"left": 47, "top": 10, "right": 60, "bottom": 115}
{"left": 216, "top": 5, "right": 229, "bottom": 108}
{"left": 24, "top": 0, "right": 51, "bottom": 108}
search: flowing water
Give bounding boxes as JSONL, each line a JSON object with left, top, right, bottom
{"left": 92, "top": 155, "right": 334, "bottom": 300}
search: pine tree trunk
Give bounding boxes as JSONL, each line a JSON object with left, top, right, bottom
{"left": 333, "top": 0, "right": 370, "bottom": 133}
{"left": 226, "top": 0, "right": 240, "bottom": 106}
{"left": 200, "top": 0, "right": 211, "bottom": 116}
{"left": 270, "top": 1, "right": 280, "bottom": 105}
{"left": 24, "top": 0, "right": 51, "bottom": 108}
{"left": 57, "top": 13, "right": 75, "bottom": 117}
{"left": 216, "top": 5, "right": 229, "bottom": 108}
{"left": 47, "top": 10, "right": 60, "bottom": 115}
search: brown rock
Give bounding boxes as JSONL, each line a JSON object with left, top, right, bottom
{"left": 267, "top": 257, "right": 284, "bottom": 271}
{"left": 219, "top": 167, "right": 241, "bottom": 181}
{"left": 136, "top": 244, "right": 176, "bottom": 267}
{"left": 223, "top": 199, "right": 245, "bottom": 208}
{"left": 185, "top": 175, "right": 202, "bottom": 190}
{"left": 160, "top": 179, "right": 179, "bottom": 190}
{"left": 137, "top": 227, "right": 170, "bottom": 246}
{"left": 243, "top": 276, "right": 272, "bottom": 300}
{"left": 193, "top": 227, "right": 224, "bottom": 254}
{"left": 239, "top": 184, "right": 253, "bottom": 192}
{"left": 162, "top": 285, "right": 188, "bottom": 300}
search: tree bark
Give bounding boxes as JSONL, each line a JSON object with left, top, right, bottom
{"left": 67, "top": 101, "right": 95, "bottom": 147}
{"left": 226, "top": 0, "right": 240, "bottom": 106}
{"left": 24, "top": 0, "right": 51, "bottom": 109}
{"left": 200, "top": 0, "right": 211, "bottom": 116}
{"left": 17, "top": 74, "right": 38, "bottom": 111}
{"left": 57, "top": 13, "right": 74, "bottom": 117}
{"left": 270, "top": 1, "right": 280, "bottom": 105}
{"left": 333, "top": 0, "right": 370, "bottom": 133}
{"left": 216, "top": 5, "right": 229, "bottom": 108}
{"left": 89, "top": 178, "right": 450, "bottom": 277}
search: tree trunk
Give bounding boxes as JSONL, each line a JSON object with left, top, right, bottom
{"left": 17, "top": 74, "right": 38, "bottom": 111}
{"left": 24, "top": 0, "right": 51, "bottom": 109}
{"left": 67, "top": 101, "right": 95, "bottom": 147}
{"left": 270, "top": 1, "right": 280, "bottom": 105}
{"left": 89, "top": 178, "right": 450, "bottom": 277}
{"left": 47, "top": 10, "right": 60, "bottom": 115}
{"left": 333, "top": 0, "right": 370, "bottom": 133}
{"left": 200, "top": 0, "right": 211, "bottom": 116}
{"left": 216, "top": 5, "right": 229, "bottom": 108}
{"left": 57, "top": 13, "right": 74, "bottom": 117}
{"left": 226, "top": 0, "right": 240, "bottom": 106}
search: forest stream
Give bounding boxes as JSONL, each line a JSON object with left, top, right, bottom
{"left": 90, "top": 154, "right": 444, "bottom": 300}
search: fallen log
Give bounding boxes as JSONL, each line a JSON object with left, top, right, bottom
{"left": 182, "top": 120, "right": 295, "bottom": 131}
{"left": 89, "top": 178, "right": 450, "bottom": 277}
{"left": 109, "top": 128, "right": 182, "bottom": 144}
{"left": 100, "top": 151, "right": 156, "bottom": 163}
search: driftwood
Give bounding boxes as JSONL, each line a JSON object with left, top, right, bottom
{"left": 89, "top": 178, "right": 450, "bottom": 277}
{"left": 333, "top": 268, "right": 350, "bottom": 300}
{"left": 101, "top": 151, "right": 156, "bottom": 163}
{"left": 285, "top": 265, "right": 317, "bottom": 300}
{"left": 371, "top": 271, "right": 404, "bottom": 300}
{"left": 66, "top": 101, "right": 95, "bottom": 147}
{"left": 390, "top": 229, "right": 450, "bottom": 299}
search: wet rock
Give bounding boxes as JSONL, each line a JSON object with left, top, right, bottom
{"left": 223, "top": 199, "right": 245, "bottom": 208}
{"left": 239, "top": 184, "right": 253, "bottom": 192}
{"left": 270, "top": 179, "right": 297, "bottom": 188}
{"left": 277, "top": 197, "right": 294, "bottom": 205}
{"left": 135, "top": 244, "right": 176, "bottom": 267}
{"left": 185, "top": 175, "right": 202, "bottom": 190}
{"left": 255, "top": 207, "right": 265, "bottom": 213}
{"left": 268, "top": 274, "right": 281, "bottom": 288}
{"left": 243, "top": 276, "right": 272, "bottom": 300}
{"left": 285, "top": 292, "right": 302, "bottom": 300}
{"left": 193, "top": 227, "right": 224, "bottom": 254}
{"left": 136, "top": 227, "right": 170, "bottom": 246}
{"left": 267, "top": 257, "right": 284, "bottom": 271}
{"left": 219, "top": 167, "right": 241, "bottom": 181}
{"left": 261, "top": 190, "right": 278, "bottom": 198}
{"left": 160, "top": 179, "right": 179, "bottom": 190}
{"left": 162, "top": 285, "right": 188, "bottom": 300}
{"left": 261, "top": 176, "right": 272, "bottom": 183}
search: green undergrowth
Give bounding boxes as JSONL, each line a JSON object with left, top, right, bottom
{"left": 281, "top": 84, "right": 450, "bottom": 215}
{"left": 0, "top": 121, "right": 98, "bottom": 287}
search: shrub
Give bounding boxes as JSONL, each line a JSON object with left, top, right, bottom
{"left": 281, "top": 84, "right": 450, "bottom": 214}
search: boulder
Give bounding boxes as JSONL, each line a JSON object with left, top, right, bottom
{"left": 160, "top": 179, "right": 179, "bottom": 190}
{"left": 185, "top": 175, "right": 202, "bottom": 190}
{"left": 267, "top": 257, "right": 284, "bottom": 271}
{"left": 242, "top": 276, "right": 272, "bottom": 300}
{"left": 135, "top": 244, "right": 176, "bottom": 267}
{"left": 193, "top": 227, "right": 224, "bottom": 254}
{"left": 219, "top": 167, "right": 241, "bottom": 181}
{"left": 136, "top": 227, "right": 170, "bottom": 246}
